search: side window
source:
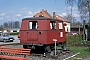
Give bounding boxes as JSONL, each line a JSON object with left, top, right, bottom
{"left": 50, "top": 21, "right": 56, "bottom": 29}
{"left": 58, "top": 22, "right": 63, "bottom": 29}
{"left": 29, "top": 21, "right": 38, "bottom": 29}
{"left": 60, "top": 32, "right": 63, "bottom": 37}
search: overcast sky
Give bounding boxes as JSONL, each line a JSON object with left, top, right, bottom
{"left": 0, "top": 0, "right": 80, "bottom": 25}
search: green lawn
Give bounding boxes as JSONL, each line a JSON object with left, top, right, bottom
{"left": 68, "top": 46, "right": 90, "bottom": 60}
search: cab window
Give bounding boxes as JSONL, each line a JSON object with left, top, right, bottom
{"left": 50, "top": 21, "right": 56, "bottom": 29}
{"left": 29, "top": 21, "right": 38, "bottom": 29}
{"left": 58, "top": 22, "right": 63, "bottom": 29}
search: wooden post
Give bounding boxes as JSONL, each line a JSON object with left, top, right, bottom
{"left": 83, "top": 20, "right": 86, "bottom": 40}
{"left": 79, "top": 25, "right": 80, "bottom": 34}
{"left": 53, "top": 39, "right": 57, "bottom": 56}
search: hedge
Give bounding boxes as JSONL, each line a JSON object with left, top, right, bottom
{"left": 10, "top": 32, "right": 19, "bottom": 35}
{"left": 66, "top": 34, "right": 83, "bottom": 46}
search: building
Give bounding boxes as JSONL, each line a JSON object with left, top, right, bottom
{"left": 71, "top": 26, "right": 83, "bottom": 34}
{"left": 55, "top": 14, "right": 70, "bottom": 32}
{"left": 34, "top": 9, "right": 70, "bottom": 32}
{"left": 3, "top": 28, "right": 20, "bottom": 33}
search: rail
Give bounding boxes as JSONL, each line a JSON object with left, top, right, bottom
{"left": 0, "top": 55, "right": 28, "bottom": 60}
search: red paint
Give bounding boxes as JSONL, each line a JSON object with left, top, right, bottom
{"left": 20, "top": 17, "right": 66, "bottom": 45}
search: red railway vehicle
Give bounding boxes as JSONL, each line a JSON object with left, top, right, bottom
{"left": 20, "top": 17, "right": 67, "bottom": 54}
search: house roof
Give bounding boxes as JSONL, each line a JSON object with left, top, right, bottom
{"left": 34, "top": 9, "right": 67, "bottom": 22}
{"left": 34, "top": 9, "right": 52, "bottom": 18}
{"left": 55, "top": 14, "right": 67, "bottom": 22}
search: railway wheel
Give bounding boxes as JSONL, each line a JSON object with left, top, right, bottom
{"left": 61, "top": 42, "right": 66, "bottom": 50}
{"left": 45, "top": 46, "right": 51, "bottom": 53}
{"left": 34, "top": 46, "right": 45, "bottom": 54}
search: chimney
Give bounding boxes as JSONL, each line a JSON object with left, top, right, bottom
{"left": 42, "top": 9, "right": 44, "bottom": 11}
{"left": 53, "top": 12, "right": 56, "bottom": 18}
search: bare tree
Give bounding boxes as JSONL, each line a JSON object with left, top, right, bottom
{"left": 3, "top": 21, "right": 20, "bottom": 29}
{"left": 3, "top": 22, "right": 9, "bottom": 28}
{"left": 14, "top": 21, "right": 20, "bottom": 28}
{"left": 63, "top": 13, "right": 79, "bottom": 26}
{"left": 65, "top": 0, "right": 90, "bottom": 40}
{"left": 0, "top": 25, "right": 3, "bottom": 31}
{"left": 65, "top": 0, "right": 90, "bottom": 24}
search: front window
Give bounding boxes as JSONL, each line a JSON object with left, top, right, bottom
{"left": 50, "top": 21, "right": 56, "bottom": 29}
{"left": 58, "top": 22, "right": 63, "bottom": 29}
{"left": 3, "top": 33, "right": 9, "bottom": 37}
{"left": 29, "top": 21, "right": 38, "bottom": 29}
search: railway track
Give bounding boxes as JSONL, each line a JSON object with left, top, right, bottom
{"left": 0, "top": 43, "right": 78, "bottom": 60}
{"left": 29, "top": 50, "right": 78, "bottom": 60}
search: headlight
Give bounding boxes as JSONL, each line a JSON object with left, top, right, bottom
{"left": 9, "top": 38, "right": 14, "bottom": 40}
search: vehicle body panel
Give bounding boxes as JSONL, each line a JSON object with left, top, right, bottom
{"left": 0, "top": 33, "right": 14, "bottom": 42}
{"left": 20, "top": 17, "right": 66, "bottom": 45}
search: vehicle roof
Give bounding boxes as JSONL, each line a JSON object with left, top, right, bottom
{"left": 22, "top": 17, "right": 63, "bottom": 22}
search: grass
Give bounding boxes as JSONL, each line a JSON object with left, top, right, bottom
{"left": 68, "top": 46, "right": 90, "bottom": 60}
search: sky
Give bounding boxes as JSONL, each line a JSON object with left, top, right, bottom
{"left": 0, "top": 0, "right": 80, "bottom": 25}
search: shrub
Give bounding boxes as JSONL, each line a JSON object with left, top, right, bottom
{"left": 66, "top": 34, "right": 83, "bottom": 46}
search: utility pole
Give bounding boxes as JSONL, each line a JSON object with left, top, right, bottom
{"left": 87, "top": 0, "right": 90, "bottom": 26}
{"left": 79, "top": 25, "right": 80, "bottom": 34}
{"left": 83, "top": 20, "right": 86, "bottom": 40}
{"left": 87, "top": 0, "right": 90, "bottom": 40}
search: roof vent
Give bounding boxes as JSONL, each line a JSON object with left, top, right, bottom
{"left": 53, "top": 12, "right": 56, "bottom": 18}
